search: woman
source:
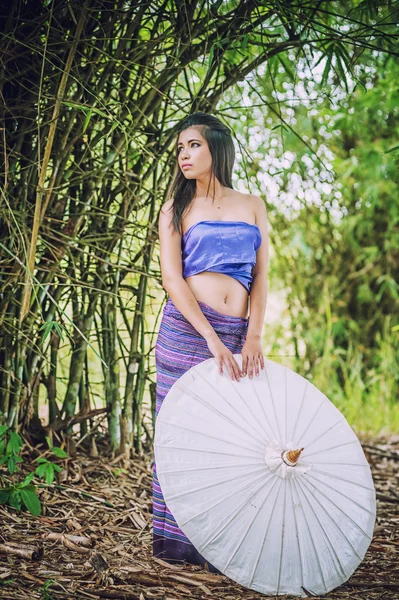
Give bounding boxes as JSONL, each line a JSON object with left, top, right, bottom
{"left": 153, "top": 112, "right": 269, "bottom": 571}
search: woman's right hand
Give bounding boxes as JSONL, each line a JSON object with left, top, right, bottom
{"left": 206, "top": 334, "right": 243, "bottom": 382}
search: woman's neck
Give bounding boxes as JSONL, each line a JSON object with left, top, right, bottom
{"left": 195, "top": 174, "right": 225, "bottom": 203}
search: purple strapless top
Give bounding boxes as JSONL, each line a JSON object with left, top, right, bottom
{"left": 181, "top": 220, "right": 262, "bottom": 292}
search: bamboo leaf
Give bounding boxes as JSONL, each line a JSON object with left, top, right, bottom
{"left": 20, "top": 487, "right": 41, "bottom": 516}
{"left": 51, "top": 447, "right": 68, "bottom": 458}
{"left": 45, "top": 464, "right": 55, "bottom": 485}
{"left": 0, "top": 242, "right": 109, "bottom": 369}
{"left": 0, "top": 490, "right": 10, "bottom": 504}
{"left": 61, "top": 102, "right": 110, "bottom": 119}
{"left": 83, "top": 108, "right": 93, "bottom": 133}
{"left": 8, "top": 491, "right": 22, "bottom": 510}
{"left": 386, "top": 145, "right": 399, "bottom": 154}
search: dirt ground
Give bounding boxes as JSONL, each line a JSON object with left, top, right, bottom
{"left": 0, "top": 435, "right": 398, "bottom": 600}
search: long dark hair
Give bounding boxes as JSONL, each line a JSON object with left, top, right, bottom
{"left": 167, "top": 112, "right": 235, "bottom": 235}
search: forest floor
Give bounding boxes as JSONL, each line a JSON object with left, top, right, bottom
{"left": 0, "top": 435, "right": 398, "bottom": 600}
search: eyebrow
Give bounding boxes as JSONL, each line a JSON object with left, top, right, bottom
{"left": 177, "top": 139, "right": 202, "bottom": 146}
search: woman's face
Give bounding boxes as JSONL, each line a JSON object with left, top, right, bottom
{"left": 177, "top": 127, "right": 212, "bottom": 180}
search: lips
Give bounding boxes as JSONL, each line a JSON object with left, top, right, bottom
{"left": 182, "top": 163, "right": 192, "bottom": 169}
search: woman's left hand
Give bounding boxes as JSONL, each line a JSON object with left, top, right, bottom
{"left": 241, "top": 337, "right": 264, "bottom": 379}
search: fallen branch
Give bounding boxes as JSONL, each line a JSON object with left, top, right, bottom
{"left": 37, "top": 483, "right": 118, "bottom": 508}
{"left": 0, "top": 542, "right": 43, "bottom": 560}
{"left": 49, "top": 408, "right": 109, "bottom": 433}
{"left": 42, "top": 532, "right": 94, "bottom": 548}
{"left": 84, "top": 589, "right": 140, "bottom": 599}
{"left": 345, "top": 581, "right": 399, "bottom": 590}
{"left": 376, "top": 492, "right": 399, "bottom": 504}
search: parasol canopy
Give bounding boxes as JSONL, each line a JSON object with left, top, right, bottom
{"left": 154, "top": 355, "right": 376, "bottom": 597}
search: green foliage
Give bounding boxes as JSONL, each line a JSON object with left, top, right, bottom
{"left": 33, "top": 437, "right": 67, "bottom": 485}
{"left": 0, "top": 425, "right": 23, "bottom": 474}
{"left": 1, "top": 0, "right": 398, "bottom": 446}
{"left": 0, "top": 463, "right": 41, "bottom": 517}
{"left": 0, "top": 428, "right": 68, "bottom": 516}
{"left": 39, "top": 579, "right": 56, "bottom": 600}
{"left": 226, "top": 49, "right": 399, "bottom": 434}
{"left": 39, "top": 321, "right": 65, "bottom": 343}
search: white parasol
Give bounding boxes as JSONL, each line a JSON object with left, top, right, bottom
{"left": 154, "top": 355, "right": 376, "bottom": 597}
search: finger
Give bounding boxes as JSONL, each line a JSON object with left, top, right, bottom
{"left": 228, "top": 358, "right": 239, "bottom": 382}
{"left": 260, "top": 354, "right": 265, "bottom": 370}
{"left": 233, "top": 359, "right": 242, "bottom": 382}
{"left": 241, "top": 355, "right": 248, "bottom": 376}
{"left": 237, "top": 359, "right": 244, "bottom": 378}
{"left": 219, "top": 359, "right": 223, "bottom": 375}
{"left": 228, "top": 360, "right": 236, "bottom": 382}
{"left": 255, "top": 355, "right": 260, "bottom": 376}
{"left": 248, "top": 356, "right": 254, "bottom": 378}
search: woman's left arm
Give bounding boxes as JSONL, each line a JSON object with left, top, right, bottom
{"left": 242, "top": 195, "right": 269, "bottom": 379}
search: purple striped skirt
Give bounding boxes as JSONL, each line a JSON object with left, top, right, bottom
{"left": 153, "top": 296, "right": 249, "bottom": 571}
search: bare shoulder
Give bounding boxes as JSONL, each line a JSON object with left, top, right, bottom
{"left": 160, "top": 198, "right": 174, "bottom": 217}
{"left": 233, "top": 190, "right": 267, "bottom": 217}
{"left": 248, "top": 194, "right": 267, "bottom": 215}
{"left": 159, "top": 198, "right": 181, "bottom": 242}
{"left": 159, "top": 198, "right": 176, "bottom": 232}
{"left": 248, "top": 194, "right": 268, "bottom": 247}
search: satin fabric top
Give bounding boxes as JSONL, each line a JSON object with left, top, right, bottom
{"left": 181, "top": 220, "right": 262, "bottom": 292}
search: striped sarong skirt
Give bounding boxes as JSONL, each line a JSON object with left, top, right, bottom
{"left": 152, "top": 296, "right": 249, "bottom": 570}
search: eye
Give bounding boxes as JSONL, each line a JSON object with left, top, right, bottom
{"left": 177, "top": 142, "right": 200, "bottom": 153}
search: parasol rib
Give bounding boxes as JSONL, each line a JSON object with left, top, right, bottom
{"left": 179, "top": 471, "right": 275, "bottom": 528}
{"left": 177, "top": 371, "right": 269, "bottom": 443}
{"left": 310, "top": 467, "right": 375, "bottom": 492}
{"left": 263, "top": 363, "right": 284, "bottom": 443}
{"left": 160, "top": 418, "right": 262, "bottom": 455}
{"left": 304, "top": 439, "right": 358, "bottom": 458}
{"left": 294, "top": 478, "right": 349, "bottom": 580}
{"left": 175, "top": 379, "right": 269, "bottom": 445}
{"left": 160, "top": 459, "right": 265, "bottom": 475}
{"left": 276, "top": 478, "right": 288, "bottom": 595}
{"left": 298, "top": 477, "right": 365, "bottom": 562}
{"left": 284, "top": 368, "right": 288, "bottom": 444}
{"left": 301, "top": 476, "right": 373, "bottom": 540}
{"left": 296, "top": 397, "right": 327, "bottom": 449}
{"left": 250, "top": 381, "right": 280, "bottom": 441}
{"left": 289, "top": 479, "right": 305, "bottom": 595}
{"left": 165, "top": 465, "right": 267, "bottom": 502}
{"left": 213, "top": 477, "right": 281, "bottom": 563}
{"left": 292, "top": 478, "right": 329, "bottom": 594}
{"left": 304, "top": 473, "right": 376, "bottom": 520}
{"left": 300, "top": 418, "right": 342, "bottom": 450}
{"left": 248, "top": 478, "right": 283, "bottom": 586}
{"left": 289, "top": 379, "right": 309, "bottom": 442}
{"left": 196, "top": 475, "right": 277, "bottom": 551}
{"left": 156, "top": 443, "right": 260, "bottom": 458}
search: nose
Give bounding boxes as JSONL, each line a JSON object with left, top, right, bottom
{"left": 180, "top": 147, "right": 190, "bottom": 160}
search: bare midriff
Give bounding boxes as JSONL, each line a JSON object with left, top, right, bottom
{"left": 185, "top": 272, "right": 250, "bottom": 319}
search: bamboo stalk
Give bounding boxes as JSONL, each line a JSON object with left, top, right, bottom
{"left": 20, "top": 2, "right": 89, "bottom": 323}
{"left": 48, "top": 330, "right": 60, "bottom": 424}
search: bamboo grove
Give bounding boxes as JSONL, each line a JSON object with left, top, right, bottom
{"left": 0, "top": 0, "right": 398, "bottom": 455}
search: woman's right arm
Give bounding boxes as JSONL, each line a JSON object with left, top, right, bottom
{"left": 158, "top": 200, "right": 242, "bottom": 382}
{"left": 159, "top": 200, "right": 217, "bottom": 341}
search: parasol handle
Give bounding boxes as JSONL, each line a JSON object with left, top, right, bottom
{"left": 281, "top": 447, "right": 304, "bottom": 467}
